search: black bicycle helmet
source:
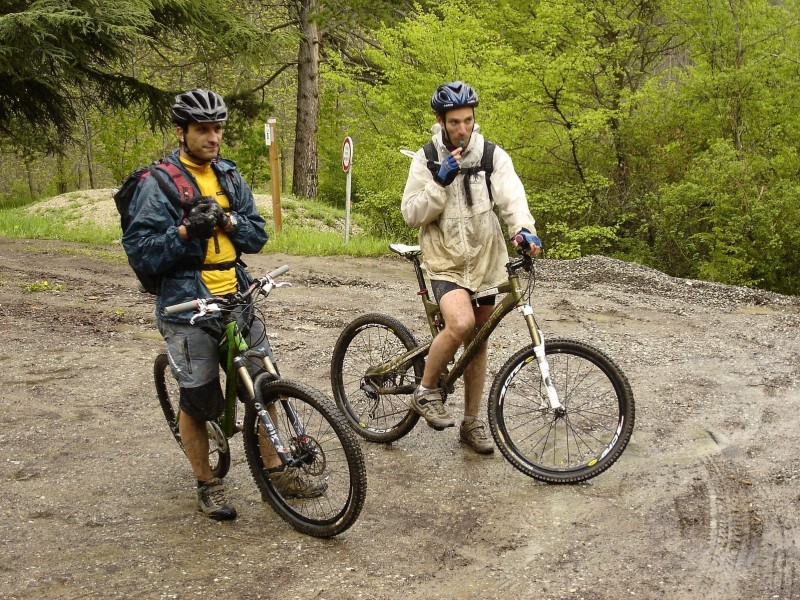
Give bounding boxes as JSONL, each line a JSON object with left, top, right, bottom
{"left": 171, "top": 88, "right": 228, "bottom": 124}
{"left": 430, "top": 81, "right": 479, "bottom": 114}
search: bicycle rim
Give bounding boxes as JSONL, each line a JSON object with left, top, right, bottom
{"left": 330, "top": 313, "right": 422, "bottom": 443}
{"left": 243, "top": 379, "right": 367, "bottom": 538}
{"left": 153, "top": 353, "right": 231, "bottom": 479}
{"left": 488, "top": 339, "right": 635, "bottom": 483}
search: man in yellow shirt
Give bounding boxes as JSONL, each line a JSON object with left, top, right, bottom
{"left": 124, "top": 89, "right": 325, "bottom": 520}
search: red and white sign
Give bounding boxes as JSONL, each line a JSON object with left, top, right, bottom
{"left": 341, "top": 136, "right": 353, "bottom": 172}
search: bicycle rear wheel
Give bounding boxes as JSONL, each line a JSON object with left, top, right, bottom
{"left": 243, "top": 379, "right": 367, "bottom": 538}
{"left": 330, "top": 313, "right": 423, "bottom": 443}
{"left": 153, "top": 353, "right": 231, "bottom": 479}
{"left": 487, "top": 338, "right": 634, "bottom": 483}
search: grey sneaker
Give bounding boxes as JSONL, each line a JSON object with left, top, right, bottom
{"left": 197, "top": 478, "right": 238, "bottom": 520}
{"left": 411, "top": 387, "right": 455, "bottom": 431}
{"left": 459, "top": 417, "right": 494, "bottom": 454}
{"left": 269, "top": 467, "right": 328, "bottom": 499}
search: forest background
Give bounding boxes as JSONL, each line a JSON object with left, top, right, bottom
{"left": 1, "top": 0, "right": 799, "bottom": 295}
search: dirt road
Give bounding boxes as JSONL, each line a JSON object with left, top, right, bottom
{"left": 1, "top": 237, "right": 798, "bottom": 599}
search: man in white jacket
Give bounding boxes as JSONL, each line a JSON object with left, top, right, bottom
{"left": 401, "top": 81, "right": 542, "bottom": 454}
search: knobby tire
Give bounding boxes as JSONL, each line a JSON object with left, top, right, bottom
{"left": 488, "top": 338, "right": 634, "bottom": 483}
{"left": 330, "top": 313, "right": 423, "bottom": 443}
{"left": 153, "top": 353, "right": 231, "bottom": 479}
{"left": 243, "top": 379, "right": 367, "bottom": 538}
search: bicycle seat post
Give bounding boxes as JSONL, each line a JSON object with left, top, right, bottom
{"left": 408, "top": 254, "right": 445, "bottom": 337}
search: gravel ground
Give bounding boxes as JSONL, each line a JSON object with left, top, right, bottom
{"left": 1, "top": 233, "right": 799, "bottom": 600}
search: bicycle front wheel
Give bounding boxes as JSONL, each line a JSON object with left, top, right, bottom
{"left": 243, "top": 379, "right": 367, "bottom": 538}
{"left": 153, "top": 353, "right": 231, "bottom": 479}
{"left": 488, "top": 339, "right": 634, "bottom": 484}
{"left": 330, "top": 313, "right": 423, "bottom": 443}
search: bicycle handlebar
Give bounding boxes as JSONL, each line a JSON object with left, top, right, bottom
{"left": 164, "top": 299, "right": 200, "bottom": 315}
{"left": 164, "top": 264, "right": 291, "bottom": 315}
{"left": 268, "top": 264, "right": 290, "bottom": 279}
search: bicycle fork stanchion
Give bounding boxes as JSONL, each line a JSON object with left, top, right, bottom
{"left": 519, "top": 303, "right": 564, "bottom": 412}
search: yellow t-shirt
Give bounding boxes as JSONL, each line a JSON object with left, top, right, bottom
{"left": 179, "top": 156, "right": 237, "bottom": 295}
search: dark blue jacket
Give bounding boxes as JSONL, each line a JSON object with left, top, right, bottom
{"left": 122, "top": 150, "right": 268, "bottom": 323}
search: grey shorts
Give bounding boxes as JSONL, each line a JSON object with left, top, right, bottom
{"left": 157, "top": 305, "right": 266, "bottom": 421}
{"left": 430, "top": 279, "right": 496, "bottom": 307}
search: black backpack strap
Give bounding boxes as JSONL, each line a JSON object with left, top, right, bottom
{"left": 425, "top": 139, "right": 495, "bottom": 206}
{"left": 199, "top": 260, "right": 238, "bottom": 271}
{"left": 482, "top": 140, "right": 495, "bottom": 204}
{"left": 460, "top": 140, "right": 496, "bottom": 207}
{"left": 423, "top": 141, "right": 439, "bottom": 178}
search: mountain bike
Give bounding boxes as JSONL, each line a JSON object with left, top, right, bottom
{"left": 154, "top": 265, "right": 367, "bottom": 537}
{"left": 330, "top": 244, "right": 635, "bottom": 484}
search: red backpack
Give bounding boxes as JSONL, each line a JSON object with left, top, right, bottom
{"left": 113, "top": 161, "right": 195, "bottom": 293}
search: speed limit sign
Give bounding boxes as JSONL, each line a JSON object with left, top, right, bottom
{"left": 341, "top": 136, "right": 353, "bottom": 172}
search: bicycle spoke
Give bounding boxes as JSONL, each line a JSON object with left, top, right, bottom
{"left": 331, "top": 314, "right": 422, "bottom": 442}
{"left": 489, "top": 339, "right": 634, "bottom": 483}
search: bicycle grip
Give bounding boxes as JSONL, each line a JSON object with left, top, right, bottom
{"left": 269, "top": 264, "right": 290, "bottom": 279}
{"left": 164, "top": 300, "right": 199, "bottom": 315}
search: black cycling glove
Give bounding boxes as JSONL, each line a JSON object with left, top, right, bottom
{"left": 183, "top": 202, "right": 217, "bottom": 240}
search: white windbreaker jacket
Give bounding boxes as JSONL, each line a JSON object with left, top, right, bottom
{"left": 401, "top": 123, "right": 537, "bottom": 292}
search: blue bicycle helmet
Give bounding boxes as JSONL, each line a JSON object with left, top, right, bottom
{"left": 171, "top": 88, "right": 228, "bottom": 124}
{"left": 430, "top": 81, "right": 479, "bottom": 114}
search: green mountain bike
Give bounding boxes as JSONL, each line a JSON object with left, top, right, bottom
{"left": 155, "top": 265, "right": 367, "bottom": 537}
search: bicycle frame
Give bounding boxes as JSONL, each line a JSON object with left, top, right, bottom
{"left": 195, "top": 298, "right": 309, "bottom": 469}
{"left": 366, "top": 249, "right": 564, "bottom": 411}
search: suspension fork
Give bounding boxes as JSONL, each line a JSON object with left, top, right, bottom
{"left": 233, "top": 338, "right": 280, "bottom": 402}
{"left": 250, "top": 374, "right": 308, "bottom": 469}
{"left": 518, "top": 303, "right": 564, "bottom": 411}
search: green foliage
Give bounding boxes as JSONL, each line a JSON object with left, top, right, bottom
{"left": 320, "top": 0, "right": 800, "bottom": 293}
{"left": 24, "top": 280, "right": 65, "bottom": 293}
{"left": 94, "top": 108, "right": 170, "bottom": 184}
{"left": 0, "top": 0, "right": 270, "bottom": 138}
{"left": 222, "top": 121, "right": 272, "bottom": 192}
{"left": 647, "top": 140, "right": 800, "bottom": 292}
{"left": 2, "top": 0, "right": 800, "bottom": 294}
{"left": 531, "top": 174, "right": 618, "bottom": 259}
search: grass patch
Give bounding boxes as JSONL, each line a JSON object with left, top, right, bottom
{"left": 25, "top": 280, "right": 65, "bottom": 293}
{"left": 266, "top": 227, "right": 390, "bottom": 257}
{"left": 0, "top": 209, "right": 120, "bottom": 245}
{"left": 0, "top": 192, "right": 397, "bottom": 257}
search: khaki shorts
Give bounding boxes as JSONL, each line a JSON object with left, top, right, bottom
{"left": 157, "top": 305, "right": 266, "bottom": 421}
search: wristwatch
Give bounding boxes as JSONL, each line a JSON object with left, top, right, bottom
{"left": 224, "top": 212, "right": 238, "bottom": 233}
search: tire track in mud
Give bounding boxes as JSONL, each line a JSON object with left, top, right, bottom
{"left": 681, "top": 452, "right": 797, "bottom": 599}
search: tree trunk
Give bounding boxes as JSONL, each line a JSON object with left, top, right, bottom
{"left": 292, "top": 0, "right": 321, "bottom": 198}
{"left": 56, "top": 153, "right": 67, "bottom": 195}
{"left": 82, "top": 112, "right": 95, "bottom": 189}
{"left": 729, "top": 0, "right": 744, "bottom": 153}
{"left": 25, "top": 160, "right": 35, "bottom": 200}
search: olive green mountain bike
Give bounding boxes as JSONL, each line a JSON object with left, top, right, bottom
{"left": 331, "top": 244, "right": 634, "bottom": 484}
